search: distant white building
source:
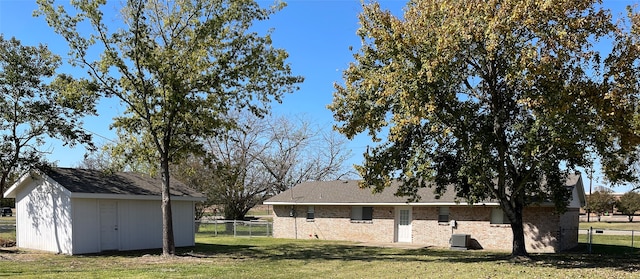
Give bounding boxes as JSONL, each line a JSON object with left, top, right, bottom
{"left": 4, "top": 167, "right": 205, "bottom": 255}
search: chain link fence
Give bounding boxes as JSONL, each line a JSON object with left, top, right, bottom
{"left": 196, "top": 219, "right": 272, "bottom": 237}
{"left": 581, "top": 227, "right": 640, "bottom": 254}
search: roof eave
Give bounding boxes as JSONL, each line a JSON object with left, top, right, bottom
{"left": 70, "top": 192, "right": 206, "bottom": 201}
{"left": 264, "top": 201, "right": 572, "bottom": 207}
{"left": 3, "top": 170, "right": 41, "bottom": 198}
{"left": 263, "top": 201, "right": 501, "bottom": 206}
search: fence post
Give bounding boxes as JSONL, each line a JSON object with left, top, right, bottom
{"left": 234, "top": 220, "right": 237, "bottom": 237}
{"left": 632, "top": 230, "right": 635, "bottom": 249}
{"left": 214, "top": 218, "right": 218, "bottom": 236}
{"left": 588, "top": 227, "right": 592, "bottom": 254}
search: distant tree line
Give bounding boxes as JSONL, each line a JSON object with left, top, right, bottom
{"left": 585, "top": 190, "right": 640, "bottom": 222}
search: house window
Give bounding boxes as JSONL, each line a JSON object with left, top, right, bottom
{"left": 307, "top": 206, "right": 315, "bottom": 221}
{"left": 490, "top": 208, "right": 510, "bottom": 225}
{"left": 351, "top": 206, "right": 373, "bottom": 222}
{"left": 438, "top": 207, "right": 450, "bottom": 223}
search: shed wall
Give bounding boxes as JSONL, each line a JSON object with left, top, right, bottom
{"left": 117, "top": 199, "right": 196, "bottom": 250}
{"left": 16, "top": 177, "right": 73, "bottom": 254}
{"left": 172, "top": 201, "right": 197, "bottom": 247}
{"left": 118, "top": 199, "right": 163, "bottom": 251}
{"left": 71, "top": 199, "right": 100, "bottom": 254}
{"left": 70, "top": 198, "right": 197, "bottom": 254}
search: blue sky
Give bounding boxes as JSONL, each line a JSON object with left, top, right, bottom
{"left": 0, "top": 0, "right": 402, "bottom": 172}
{"left": 0, "top": 0, "right": 638, "bottom": 192}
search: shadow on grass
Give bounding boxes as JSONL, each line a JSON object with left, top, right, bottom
{"left": 530, "top": 243, "right": 640, "bottom": 272}
{"left": 187, "top": 240, "right": 640, "bottom": 270}
{"left": 80, "top": 243, "right": 257, "bottom": 259}
{"left": 72, "top": 239, "right": 640, "bottom": 273}
{"left": 182, "top": 240, "right": 510, "bottom": 264}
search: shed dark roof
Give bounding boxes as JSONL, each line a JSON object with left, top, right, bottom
{"left": 43, "top": 167, "right": 203, "bottom": 198}
{"left": 264, "top": 174, "right": 583, "bottom": 205}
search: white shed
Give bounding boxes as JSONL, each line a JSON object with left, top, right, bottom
{"left": 3, "top": 167, "right": 205, "bottom": 255}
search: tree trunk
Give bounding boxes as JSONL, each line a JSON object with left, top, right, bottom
{"left": 224, "top": 206, "right": 238, "bottom": 234}
{"left": 225, "top": 222, "right": 235, "bottom": 234}
{"left": 0, "top": 174, "right": 7, "bottom": 207}
{"left": 505, "top": 191, "right": 529, "bottom": 258}
{"left": 510, "top": 218, "right": 528, "bottom": 258}
{"left": 161, "top": 158, "right": 175, "bottom": 256}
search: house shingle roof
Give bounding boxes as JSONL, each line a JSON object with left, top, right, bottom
{"left": 264, "top": 174, "right": 583, "bottom": 206}
{"left": 264, "top": 180, "right": 467, "bottom": 205}
{"left": 43, "top": 167, "right": 204, "bottom": 198}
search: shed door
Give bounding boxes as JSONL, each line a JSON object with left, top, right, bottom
{"left": 395, "top": 207, "right": 412, "bottom": 243}
{"left": 99, "top": 201, "right": 119, "bottom": 251}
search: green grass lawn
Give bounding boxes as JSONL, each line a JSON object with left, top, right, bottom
{"left": 0, "top": 216, "right": 15, "bottom": 225}
{"left": 0, "top": 216, "right": 16, "bottom": 245}
{"left": 0, "top": 233, "right": 639, "bottom": 278}
{"left": 1, "top": 219, "right": 640, "bottom": 278}
{"left": 197, "top": 221, "right": 272, "bottom": 237}
{"left": 245, "top": 208, "right": 272, "bottom": 216}
{"left": 578, "top": 221, "right": 640, "bottom": 253}
{"left": 579, "top": 221, "right": 640, "bottom": 231}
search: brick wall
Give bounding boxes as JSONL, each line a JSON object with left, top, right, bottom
{"left": 271, "top": 204, "right": 576, "bottom": 252}
{"left": 272, "top": 205, "right": 396, "bottom": 242}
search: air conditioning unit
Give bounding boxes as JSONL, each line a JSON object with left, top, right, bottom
{"left": 450, "top": 234, "right": 470, "bottom": 250}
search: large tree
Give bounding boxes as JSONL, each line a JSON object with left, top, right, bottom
{"left": 585, "top": 190, "right": 616, "bottom": 222}
{"left": 202, "top": 113, "right": 352, "bottom": 220}
{"left": 0, "top": 35, "right": 95, "bottom": 199}
{"left": 254, "top": 114, "right": 354, "bottom": 195}
{"left": 37, "top": 0, "right": 302, "bottom": 256}
{"left": 616, "top": 191, "right": 640, "bottom": 222}
{"left": 329, "top": 0, "right": 640, "bottom": 257}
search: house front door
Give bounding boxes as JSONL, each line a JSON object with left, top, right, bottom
{"left": 99, "top": 201, "right": 119, "bottom": 251}
{"left": 395, "top": 206, "right": 412, "bottom": 243}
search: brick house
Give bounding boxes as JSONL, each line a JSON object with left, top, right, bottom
{"left": 264, "top": 174, "right": 585, "bottom": 252}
